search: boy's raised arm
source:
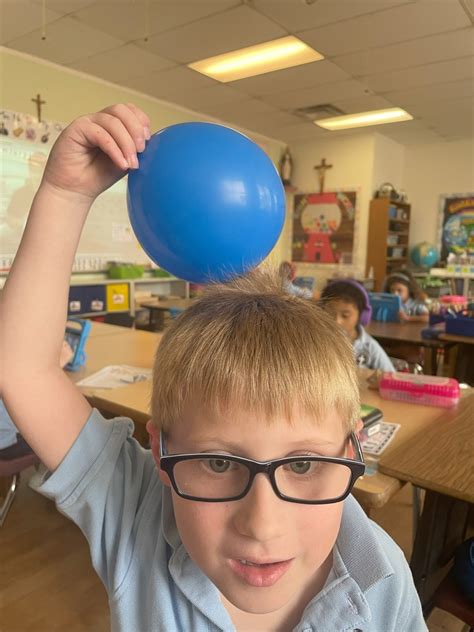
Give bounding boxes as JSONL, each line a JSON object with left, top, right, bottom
{"left": 0, "top": 104, "right": 150, "bottom": 471}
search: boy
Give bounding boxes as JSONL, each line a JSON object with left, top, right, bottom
{"left": 1, "top": 104, "right": 425, "bottom": 631}
{"left": 320, "top": 280, "right": 395, "bottom": 372}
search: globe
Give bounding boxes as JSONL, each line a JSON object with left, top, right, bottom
{"left": 410, "top": 241, "right": 439, "bottom": 268}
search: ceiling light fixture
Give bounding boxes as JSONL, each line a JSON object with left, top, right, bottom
{"left": 189, "top": 36, "right": 323, "bottom": 82}
{"left": 315, "top": 107, "right": 413, "bottom": 130}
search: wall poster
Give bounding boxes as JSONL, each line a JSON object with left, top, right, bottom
{"left": 292, "top": 190, "right": 357, "bottom": 264}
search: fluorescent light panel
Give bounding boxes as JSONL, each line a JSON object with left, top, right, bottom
{"left": 189, "top": 36, "right": 324, "bottom": 82}
{"left": 315, "top": 107, "right": 413, "bottom": 130}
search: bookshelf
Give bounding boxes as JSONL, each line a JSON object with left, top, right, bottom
{"left": 366, "top": 198, "right": 411, "bottom": 291}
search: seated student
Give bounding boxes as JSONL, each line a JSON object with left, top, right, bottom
{"left": 321, "top": 279, "right": 395, "bottom": 372}
{"left": 383, "top": 270, "right": 429, "bottom": 323}
{"left": 2, "top": 105, "right": 425, "bottom": 631}
{"left": 279, "top": 260, "right": 314, "bottom": 299}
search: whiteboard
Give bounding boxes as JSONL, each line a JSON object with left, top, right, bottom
{"left": 0, "top": 110, "right": 152, "bottom": 269}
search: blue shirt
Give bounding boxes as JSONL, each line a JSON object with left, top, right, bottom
{"left": 35, "top": 409, "right": 426, "bottom": 631}
{"left": 403, "top": 298, "right": 428, "bottom": 317}
{"left": 353, "top": 326, "right": 395, "bottom": 372}
{"left": 0, "top": 399, "right": 18, "bottom": 449}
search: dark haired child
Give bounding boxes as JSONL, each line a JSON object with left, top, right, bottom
{"left": 321, "top": 280, "right": 395, "bottom": 372}
{"left": 384, "top": 270, "right": 429, "bottom": 324}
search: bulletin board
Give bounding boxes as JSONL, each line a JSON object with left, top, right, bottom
{"left": 438, "top": 192, "right": 474, "bottom": 260}
{"left": 0, "top": 109, "right": 151, "bottom": 270}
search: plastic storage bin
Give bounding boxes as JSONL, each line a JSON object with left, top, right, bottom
{"left": 379, "top": 372, "right": 460, "bottom": 408}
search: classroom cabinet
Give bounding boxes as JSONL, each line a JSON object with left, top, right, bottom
{"left": 365, "top": 198, "right": 411, "bottom": 291}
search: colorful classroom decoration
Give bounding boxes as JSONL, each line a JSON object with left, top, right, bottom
{"left": 438, "top": 193, "right": 474, "bottom": 261}
{"left": 291, "top": 190, "right": 357, "bottom": 264}
{"left": 127, "top": 122, "right": 285, "bottom": 283}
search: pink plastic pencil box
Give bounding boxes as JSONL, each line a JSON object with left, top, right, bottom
{"left": 379, "top": 372, "right": 460, "bottom": 408}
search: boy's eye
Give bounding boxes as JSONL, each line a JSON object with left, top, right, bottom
{"left": 289, "top": 461, "right": 312, "bottom": 474}
{"left": 206, "top": 458, "right": 231, "bottom": 473}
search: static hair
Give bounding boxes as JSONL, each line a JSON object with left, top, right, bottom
{"left": 320, "top": 280, "right": 367, "bottom": 316}
{"left": 151, "top": 267, "right": 360, "bottom": 433}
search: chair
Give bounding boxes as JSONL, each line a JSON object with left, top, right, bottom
{"left": 0, "top": 436, "right": 40, "bottom": 526}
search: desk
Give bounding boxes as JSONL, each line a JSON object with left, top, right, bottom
{"left": 87, "top": 321, "right": 131, "bottom": 337}
{"left": 366, "top": 320, "right": 445, "bottom": 375}
{"left": 379, "top": 394, "right": 474, "bottom": 610}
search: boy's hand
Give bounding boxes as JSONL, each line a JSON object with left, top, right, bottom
{"left": 41, "top": 103, "right": 150, "bottom": 203}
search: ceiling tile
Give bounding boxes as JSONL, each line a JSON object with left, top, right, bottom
{"left": 123, "top": 65, "right": 217, "bottom": 101}
{"left": 221, "top": 109, "right": 303, "bottom": 132}
{"left": 333, "top": 28, "right": 474, "bottom": 76}
{"left": 272, "top": 121, "right": 331, "bottom": 143}
{"left": 136, "top": 4, "right": 286, "bottom": 64}
{"left": 407, "top": 96, "right": 474, "bottom": 118}
{"left": 385, "top": 78, "right": 474, "bottom": 106}
{"left": 0, "top": 0, "right": 62, "bottom": 44}
{"left": 228, "top": 60, "right": 349, "bottom": 97}
{"left": 202, "top": 98, "right": 279, "bottom": 119}
{"left": 364, "top": 56, "right": 474, "bottom": 93}
{"left": 252, "top": 0, "right": 413, "bottom": 33}
{"left": 175, "top": 84, "right": 248, "bottom": 110}
{"left": 331, "top": 94, "right": 394, "bottom": 114}
{"left": 265, "top": 79, "right": 370, "bottom": 110}
{"left": 68, "top": 43, "right": 174, "bottom": 82}
{"left": 299, "top": 2, "right": 470, "bottom": 57}
{"left": 5, "top": 15, "right": 123, "bottom": 64}
{"left": 29, "top": 0, "right": 95, "bottom": 14}
{"left": 71, "top": 0, "right": 239, "bottom": 43}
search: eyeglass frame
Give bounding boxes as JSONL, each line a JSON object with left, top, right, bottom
{"left": 159, "top": 431, "right": 365, "bottom": 505}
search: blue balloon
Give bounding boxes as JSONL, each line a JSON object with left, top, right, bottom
{"left": 127, "top": 122, "right": 285, "bottom": 283}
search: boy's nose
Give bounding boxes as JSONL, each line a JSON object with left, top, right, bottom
{"left": 232, "top": 473, "right": 288, "bottom": 542}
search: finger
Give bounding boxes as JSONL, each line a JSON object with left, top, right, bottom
{"left": 81, "top": 121, "right": 130, "bottom": 171}
{"left": 124, "top": 102, "right": 151, "bottom": 140}
{"left": 90, "top": 113, "right": 139, "bottom": 169}
{"left": 101, "top": 103, "right": 148, "bottom": 153}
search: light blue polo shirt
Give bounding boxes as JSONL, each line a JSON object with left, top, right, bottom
{"left": 353, "top": 326, "right": 395, "bottom": 372}
{"left": 35, "top": 410, "right": 426, "bottom": 631}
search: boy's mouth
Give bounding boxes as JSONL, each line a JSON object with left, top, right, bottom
{"left": 229, "top": 558, "right": 293, "bottom": 587}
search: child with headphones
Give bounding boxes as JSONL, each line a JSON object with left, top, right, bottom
{"left": 383, "top": 270, "right": 429, "bottom": 323}
{"left": 320, "top": 279, "right": 395, "bottom": 372}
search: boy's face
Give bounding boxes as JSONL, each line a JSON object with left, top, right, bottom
{"left": 160, "top": 404, "right": 349, "bottom": 618}
{"left": 327, "top": 299, "right": 359, "bottom": 340}
{"left": 389, "top": 281, "right": 410, "bottom": 303}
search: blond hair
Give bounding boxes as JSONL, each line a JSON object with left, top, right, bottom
{"left": 151, "top": 267, "right": 359, "bottom": 433}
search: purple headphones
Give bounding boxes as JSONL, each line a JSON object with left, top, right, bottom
{"left": 326, "top": 278, "right": 372, "bottom": 326}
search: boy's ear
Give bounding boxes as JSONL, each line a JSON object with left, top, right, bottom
{"left": 146, "top": 419, "right": 171, "bottom": 487}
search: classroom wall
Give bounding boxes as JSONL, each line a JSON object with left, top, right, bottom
{"left": 281, "top": 131, "right": 376, "bottom": 288}
{"left": 0, "top": 47, "right": 287, "bottom": 264}
{"left": 403, "top": 139, "right": 474, "bottom": 250}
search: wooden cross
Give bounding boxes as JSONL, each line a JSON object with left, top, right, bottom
{"left": 31, "top": 93, "right": 46, "bottom": 122}
{"left": 314, "top": 158, "right": 333, "bottom": 194}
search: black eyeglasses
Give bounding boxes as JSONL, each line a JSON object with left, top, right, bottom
{"left": 159, "top": 432, "right": 365, "bottom": 504}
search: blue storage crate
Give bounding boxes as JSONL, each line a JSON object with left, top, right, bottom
{"left": 445, "top": 314, "right": 474, "bottom": 338}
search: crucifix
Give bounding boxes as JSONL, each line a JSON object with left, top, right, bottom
{"left": 314, "top": 158, "right": 333, "bottom": 194}
{"left": 31, "top": 93, "right": 46, "bottom": 122}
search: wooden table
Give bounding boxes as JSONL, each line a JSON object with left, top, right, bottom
{"left": 379, "top": 393, "right": 474, "bottom": 611}
{"left": 366, "top": 320, "right": 447, "bottom": 375}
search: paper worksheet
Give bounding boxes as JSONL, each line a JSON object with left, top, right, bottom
{"left": 77, "top": 365, "right": 152, "bottom": 389}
